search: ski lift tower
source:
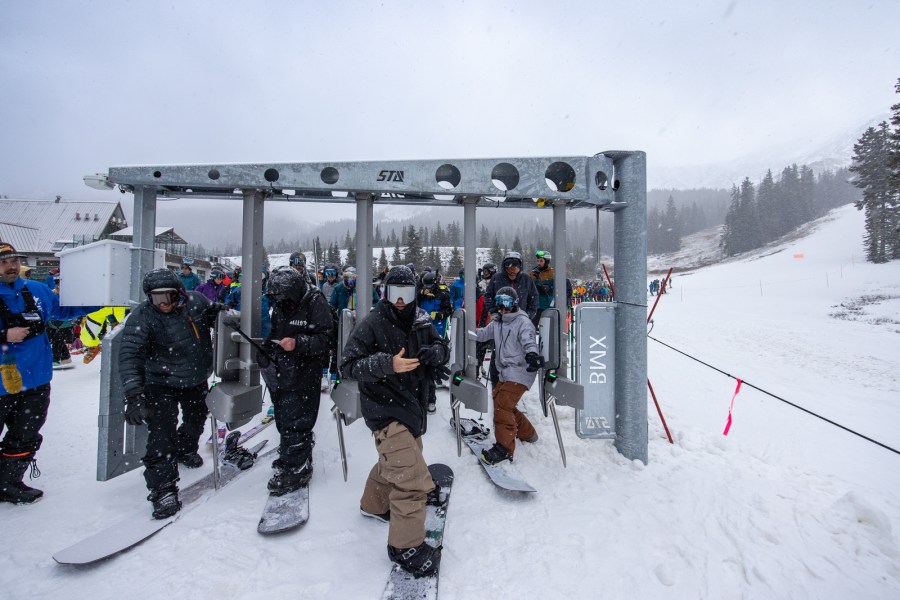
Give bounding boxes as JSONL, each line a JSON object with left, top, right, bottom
{"left": 86, "top": 151, "right": 647, "bottom": 481}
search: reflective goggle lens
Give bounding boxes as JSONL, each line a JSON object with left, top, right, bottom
{"left": 325, "top": 269, "right": 337, "bottom": 277}
{"left": 495, "top": 294, "right": 515, "bottom": 309}
{"left": 150, "top": 290, "right": 178, "bottom": 307}
{"left": 386, "top": 285, "right": 416, "bottom": 304}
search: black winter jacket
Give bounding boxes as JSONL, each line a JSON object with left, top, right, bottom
{"left": 483, "top": 271, "right": 540, "bottom": 322}
{"left": 340, "top": 300, "right": 449, "bottom": 437}
{"left": 119, "top": 291, "right": 215, "bottom": 394}
{"left": 260, "top": 288, "right": 334, "bottom": 391}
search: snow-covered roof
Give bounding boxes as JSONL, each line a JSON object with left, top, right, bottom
{"left": 0, "top": 199, "right": 126, "bottom": 253}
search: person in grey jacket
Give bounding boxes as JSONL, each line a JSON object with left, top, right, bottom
{"left": 118, "top": 268, "right": 222, "bottom": 519}
{"left": 473, "top": 286, "right": 544, "bottom": 465}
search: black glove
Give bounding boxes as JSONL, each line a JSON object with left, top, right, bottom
{"left": 525, "top": 352, "right": 545, "bottom": 372}
{"left": 431, "top": 364, "right": 451, "bottom": 385}
{"left": 256, "top": 347, "right": 271, "bottom": 369}
{"left": 417, "top": 344, "right": 444, "bottom": 367}
{"left": 205, "top": 302, "right": 227, "bottom": 319}
{"left": 124, "top": 390, "right": 149, "bottom": 426}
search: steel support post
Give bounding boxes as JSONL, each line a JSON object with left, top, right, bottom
{"left": 611, "top": 152, "right": 648, "bottom": 464}
{"left": 463, "top": 197, "right": 478, "bottom": 378}
{"left": 355, "top": 194, "right": 373, "bottom": 316}
{"left": 130, "top": 186, "right": 158, "bottom": 303}
{"left": 552, "top": 200, "right": 569, "bottom": 374}
{"left": 240, "top": 191, "right": 264, "bottom": 388}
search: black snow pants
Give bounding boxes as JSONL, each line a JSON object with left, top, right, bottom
{"left": 270, "top": 361, "right": 323, "bottom": 469}
{"left": 142, "top": 383, "right": 209, "bottom": 491}
{"left": 0, "top": 383, "right": 51, "bottom": 458}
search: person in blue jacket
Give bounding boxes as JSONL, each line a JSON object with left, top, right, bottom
{"left": 449, "top": 269, "right": 465, "bottom": 310}
{"left": 224, "top": 269, "right": 271, "bottom": 338}
{"left": 0, "top": 244, "right": 100, "bottom": 504}
{"left": 178, "top": 263, "right": 201, "bottom": 291}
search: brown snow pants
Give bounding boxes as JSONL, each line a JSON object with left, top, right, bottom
{"left": 361, "top": 421, "right": 435, "bottom": 549}
{"left": 493, "top": 381, "right": 536, "bottom": 456}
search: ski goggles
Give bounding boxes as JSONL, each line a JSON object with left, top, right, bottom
{"left": 149, "top": 288, "right": 179, "bottom": 307}
{"left": 495, "top": 294, "right": 516, "bottom": 309}
{"left": 345, "top": 278, "right": 356, "bottom": 287}
{"left": 324, "top": 269, "right": 337, "bottom": 277}
{"left": 385, "top": 284, "right": 416, "bottom": 304}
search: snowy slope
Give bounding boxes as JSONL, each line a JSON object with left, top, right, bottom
{"left": 3, "top": 205, "right": 899, "bottom": 599}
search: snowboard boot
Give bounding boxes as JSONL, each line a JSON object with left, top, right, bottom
{"left": 480, "top": 442, "right": 512, "bottom": 465}
{"left": 360, "top": 507, "right": 390, "bottom": 523}
{"left": 0, "top": 455, "right": 43, "bottom": 505}
{"left": 427, "top": 400, "right": 437, "bottom": 414}
{"left": 148, "top": 484, "right": 181, "bottom": 519}
{"left": 387, "top": 542, "right": 442, "bottom": 578}
{"left": 176, "top": 452, "right": 203, "bottom": 469}
{"left": 267, "top": 458, "right": 312, "bottom": 496}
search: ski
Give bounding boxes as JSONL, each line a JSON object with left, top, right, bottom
{"left": 462, "top": 436, "right": 536, "bottom": 493}
{"left": 205, "top": 416, "right": 273, "bottom": 448}
{"left": 257, "top": 485, "right": 310, "bottom": 534}
{"left": 381, "top": 464, "right": 453, "bottom": 600}
{"left": 205, "top": 424, "right": 227, "bottom": 447}
{"left": 449, "top": 416, "right": 490, "bottom": 441}
{"left": 53, "top": 440, "right": 272, "bottom": 565}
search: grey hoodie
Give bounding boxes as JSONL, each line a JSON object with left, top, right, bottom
{"left": 474, "top": 309, "right": 539, "bottom": 388}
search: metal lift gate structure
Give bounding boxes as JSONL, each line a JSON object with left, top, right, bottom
{"left": 88, "top": 152, "right": 647, "bottom": 480}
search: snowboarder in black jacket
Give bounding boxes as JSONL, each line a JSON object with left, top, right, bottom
{"left": 119, "top": 268, "right": 222, "bottom": 519}
{"left": 258, "top": 267, "right": 334, "bottom": 495}
{"left": 340, "top": 265, "right": 450, "bottom": 578}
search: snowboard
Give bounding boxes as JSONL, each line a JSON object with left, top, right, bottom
{"left": 463, "top": 436, "right": 536, "bottom": 493}
{"left": 52, "top": 363, "right": 75, "bottom": 370}
{"left": 257, "top": 485, "right": 310, "bottom": 534}
{"left": 53, "top": 440, "right": 272, "bottom": 565}
{"left": 381, "top": 464, "right": 453, "bottom": 600}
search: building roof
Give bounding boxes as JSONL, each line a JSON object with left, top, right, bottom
{"left": 108, "top": 226, "right": 187, "bottom": 245}
{"left": 0, "top": 221, "right": 40, "bottom": 251}
{"left": 0, "top": 199, "right": 127, "bottom": 254}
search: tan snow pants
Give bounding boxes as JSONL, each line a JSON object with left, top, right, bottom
{"left": 360, "top": 421, "right": 435, "bottom": 549}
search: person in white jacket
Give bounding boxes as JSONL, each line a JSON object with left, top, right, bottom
{"left": 472, "top": 286, "right": 544, "bottom": 465}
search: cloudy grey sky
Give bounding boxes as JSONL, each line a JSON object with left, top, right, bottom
{"left": 1, "top": 0, "right": 898, "bottom": 244}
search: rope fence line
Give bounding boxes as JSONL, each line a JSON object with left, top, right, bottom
{"left": 648, "top": 335, "right": 900, "bottom": 457}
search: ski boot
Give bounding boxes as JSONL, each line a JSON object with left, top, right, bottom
{"left": 387, "top": 542, "right": 442, "bottom": 578}
{"left": 427, "top": 400, "right": 436, "bottom": 414}
{"left": 148, "top": 484, "right": 181, "bottom": 519}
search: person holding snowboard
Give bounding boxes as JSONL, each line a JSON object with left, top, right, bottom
{"left": 472, "top": 286, "right": 544, "bottom": 465}
{"left": 257, "top": 266, "right": 334, "bottom": 495}
{"left": 118, "top": 268, "right": 223, "bottom": 519}
{"left": 340, "top": 265, "right": 449, "bottom": 578}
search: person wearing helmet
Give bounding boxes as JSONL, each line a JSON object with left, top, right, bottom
{"left": 196, "top": 270, "right": 227, "bottom": 303}
{"left": 289, "top": 251, "right": 314, "bottom": 285}
{"left": 256, "top": 266, "right": 334, "bottom": 495}
{"left": 329, "top": 267, "right": 380, "bottom": 313}
{"left": 340, "top": 265, "right": 450, "bottom": 578}
{"left": 118, "top": 268, "right": 225, "bottom": 519}
{"left": 417, "top": 271, "right": 452, "bottom": 414}
{"left": 0, "top": 244, "right": 100, "bottom": 505}
{"left": 483, "top": 252, "right": 539, "bottom": 387}
{"left": 472, "top": 286, "right": 544, "bottom": 465}
{"left": 449, "top": 269, "right": 465, "bottom": 310}
{"left": 319, "top": 263, "right": 340, "bottom": 302}
{"left": 532, "top": 250, "right": 555, "bottom": 325}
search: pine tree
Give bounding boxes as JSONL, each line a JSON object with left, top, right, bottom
{"left": 888, "top": 77, "right": 900, "bottom": 258}
{"left": 756, "top": 170, "right": 779, "bottom": 243}
{"left": 345, "top": 231, "right": 356, "bottom": 265}
{"left": 850, "top": 122, "right": 894, "bottom": 262}
{"left": 490, "top": 236, "right": 504, "bottom": 266}
{"left": 479, "top": 225, "right": 490, "bottom": 247}
{"left": 378, "top": 248, "right": 388, "bottom": 272}
{"left": 392, "top": 236, "right": 402, "bottom": 265}
{"left": 447, "top": 247, "right": 463, "bottom": 277}
{"left": 434, "top": 222, "right": 445, "bottom": 246}
{"left": 403, "top": 224, "right": 424, "bottom": 267}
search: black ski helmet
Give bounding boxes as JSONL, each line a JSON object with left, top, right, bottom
{"left": 482, "top": 263, "right": 496, "bottom": 278}
{"left": 142, "top": 268, "right": 183, "bottom": 294}
{"left": 267, "top": 266, "right": 307, "bottom": 304}
{"left": 422, "top": 271, "right": 437, "bottom": 287}
{"left": 495, "top": 286, "right": 519, "bottom": 309}
{"left": 289, "top": 251, "right": 306, "bottom": 269}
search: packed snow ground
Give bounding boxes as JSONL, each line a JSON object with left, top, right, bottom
{"left": 3, "top": 204, "right": 899, "bottom": 599}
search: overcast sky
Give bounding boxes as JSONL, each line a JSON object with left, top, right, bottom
{"left": 1, "top": 0, "right": 898, "bottom": 244}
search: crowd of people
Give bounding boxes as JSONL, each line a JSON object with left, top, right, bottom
{"left": 1, "top": 243, "right": 604, "bottom": 579}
